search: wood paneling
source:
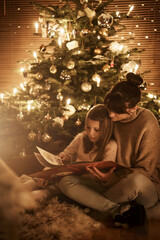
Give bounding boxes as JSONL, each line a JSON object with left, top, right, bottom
{"left": 0, "top": 0, "right": 160, "bottom": 94}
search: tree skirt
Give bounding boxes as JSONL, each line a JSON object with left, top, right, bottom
{"left": 16, "top": 195, "right": 102, "bottom": 240}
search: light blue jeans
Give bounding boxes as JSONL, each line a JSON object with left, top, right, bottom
{"left": 57, "top": 172, "right": 158, "bottom": 214}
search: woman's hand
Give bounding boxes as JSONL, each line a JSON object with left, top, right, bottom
{"left": 86, "top": 164, "right": 116, "bottom": 182}
{"left": 58, "top": 152, "right": 70, "bottom": 164}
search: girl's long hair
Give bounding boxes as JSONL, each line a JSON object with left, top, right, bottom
{"left": 83, "top": 104, "right": 113, "bottom": 162}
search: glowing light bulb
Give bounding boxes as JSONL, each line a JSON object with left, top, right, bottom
{"left": 66, "top": 98, "right": 71, "bottom": 105}
{"left": 35, "top": 22, "right": 39, "bottom": 33}
{"left": 0, "top": 93, "right": 4, "bottom": 103}
{"left": 13, "top": 88, "right": 17, "bottom": 96}
{"left": 127, "top": 5, "right": 134, "bottom": 16}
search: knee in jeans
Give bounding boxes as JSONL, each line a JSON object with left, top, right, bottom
{"left": 128, "top": 172, "right": 148, "bottom": 189}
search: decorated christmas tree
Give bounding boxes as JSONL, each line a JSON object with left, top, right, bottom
{"left": 0, "top": 0, "right": 159, "bottom": 160}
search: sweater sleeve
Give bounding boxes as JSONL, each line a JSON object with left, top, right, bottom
{"left": 133, "top": 114, "right": 160, "bottom": 177}
{"left": 61, "top": 132, "right": 84, "bottom": 162}
{"left": 102, "top": 139, "right": 117, "bottom": 162}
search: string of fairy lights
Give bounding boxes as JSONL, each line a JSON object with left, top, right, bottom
{"left": 0, "top": 2, "right": 160, "bottom": 119}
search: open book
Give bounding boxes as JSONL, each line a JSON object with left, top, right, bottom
{"left": 31, "top": 146, "right": 131, "bottom": 180}
{"left": 35, "top": 146, "right": 63, "bottom": 167}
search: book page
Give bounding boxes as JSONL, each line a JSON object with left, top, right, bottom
{"left": 36, "top": 146, "right": 63, "bottom": 165}
{"left": 34, "top": 152, "right": 54, "bottom": 167}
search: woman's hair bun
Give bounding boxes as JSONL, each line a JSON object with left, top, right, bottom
{"left": 126, "top": 72, "right": 143, "bottom": 86}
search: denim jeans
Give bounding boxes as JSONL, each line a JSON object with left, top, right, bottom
{"left": 57, "top": 172, "right": 158, "bottom": 214}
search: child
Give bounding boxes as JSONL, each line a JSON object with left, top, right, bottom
{"left": 57, "top": 104, "right": 121, "bottom": 216}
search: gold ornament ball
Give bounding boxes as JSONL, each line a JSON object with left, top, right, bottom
{"left": 94, "top": 48, "right": 102, "bottom": 55}
{"left": 50, "top": 65, "right": 57, "bottom": 74}
{"left": 81, "top": 82, "right": 92, "bottom": 92}
{"left": 42, "top": 133, "right": 52, "bottom": 142}
{"left": 67, "top": 60, "right": 75, "bottom": 69}
{"left": 28, "top": 131, "right": 36, "bottom": 141}
{"left": 36, "top": 72, "right": 43, "bottom": 80}
{"left": 102, "top": 64, "right": 111, "bottom": 72}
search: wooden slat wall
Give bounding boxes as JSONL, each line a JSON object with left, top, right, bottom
{"left": 0, "top": 0, "right": 160, "bottom": 94}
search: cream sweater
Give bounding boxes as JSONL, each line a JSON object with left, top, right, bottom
{"left": 113, "top": 107, "right": 160, "bottom": 199}
{"left": 62, "top": 131, "right": 117, "bottom": 163}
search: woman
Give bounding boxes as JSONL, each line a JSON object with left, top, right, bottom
{"left": 99, "top": 72, "right": 160, "bottom": 224}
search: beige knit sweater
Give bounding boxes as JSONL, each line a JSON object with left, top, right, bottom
{"left": 62, "top": 131, "right": 117, "bottom": 163}
{"left": 113, "top": 107, "right": 160, "bottom": 199}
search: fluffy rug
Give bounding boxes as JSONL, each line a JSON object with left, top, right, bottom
{"left": 16, "top": 193, "right": 102, "bottom": 240}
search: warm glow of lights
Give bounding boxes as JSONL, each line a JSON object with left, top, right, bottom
{"left": 58, "top": 37, "right": 62, "bottom": 48}
{"left": 66, "top": 98, "right": 71, "bottom": 105}
{"left": 127, "top": 5, "right": 134, "bottom": 16}
{"left": 0, "top": 93, "right": 4, "bottom": 103}
{"left": 147, "top": 93, "right": 157, "bottom": 99}
{"left": 59, "top": 27, "right": 65, "bottom": 35}
{"left": 137, "top": 43, "right": 141, "bottom": 46}
{"left": 33, "top": 51, "right": 37, "bottom": 59}
{"left": 145, "top": 36, "right": 149, "bottom": 39}
{"left": 35, "top": 22, "right": 39, "bottom": 33}
{"left": 27, "top": 100, "right": 33, "bottom": 113}
{"left": 20, "top": 67, "right": 25, "bottom": 73}
{"left": 96, "top": 78, "right": 101, "bottom": 87}
{"left": 13, "top": 88, "right": 17, "bottom": 96}
{"left": 20, "top": 83, "right": 25, "bottom": 91}
{"left": 116, "top": 11, "right": 119, "bottom": 17}
{"left": 119, "top": 44, "right": 123, "bottom": 51}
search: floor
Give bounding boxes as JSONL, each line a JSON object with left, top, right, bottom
{"left": 84, "top": 219, "right": 160, "bottom": 240}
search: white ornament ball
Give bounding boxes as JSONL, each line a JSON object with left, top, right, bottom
{"left": 81, "top": 82, "right": 92, "bottom": 92}
{"left": 67, "top": 60, "right": 75, "bottom": 69}
{"left": 98, "top": 13, "right": 113, "bottom": 28}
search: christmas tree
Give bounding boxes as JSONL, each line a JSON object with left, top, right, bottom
{"left": 0, "top": 0, "right": 159, "bottom": 160}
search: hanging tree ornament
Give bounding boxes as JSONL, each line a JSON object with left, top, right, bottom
{"left": 94, "top": 48, "right": 102, "bottom": 55}
{"left": 66, "top": 60, "right": 75, "bottom": 69}
{"left": 81, "top": 82, "right": 92, "bottom": 92}
{"left": 50, "top": 65, "right": 57, "bottom": 74}
{"left": 102, "top": 64, "right": 111, "bottom": 72}
{"left": 42, "top": 133, "right": 52, "bottom": 142}
{"left": 57, "top": 92, "right": 63, "bottom": 101}
{"left": 98, "top": 13, "right": 113, "bottom": 28}
{"left": 99, "top": 28, "right": 108, "bottom": 37}
{"left": 16, "top": 112, "right": 24, "bottom": 121}
{"left": 75, "top": 118, "right": 82, "bottom": 126}
{"left": 28, "top": 130, "right": 37, "bottom": 141}
{"left": 36, "top": 72, "right": 43, "bottom": 80}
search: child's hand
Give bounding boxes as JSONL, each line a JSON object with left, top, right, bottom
{"left": 86, "top": 166, "right": 116, "bottom": 182}
{"left": 58, "top": 152, "right": 70, "bottom": 164}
